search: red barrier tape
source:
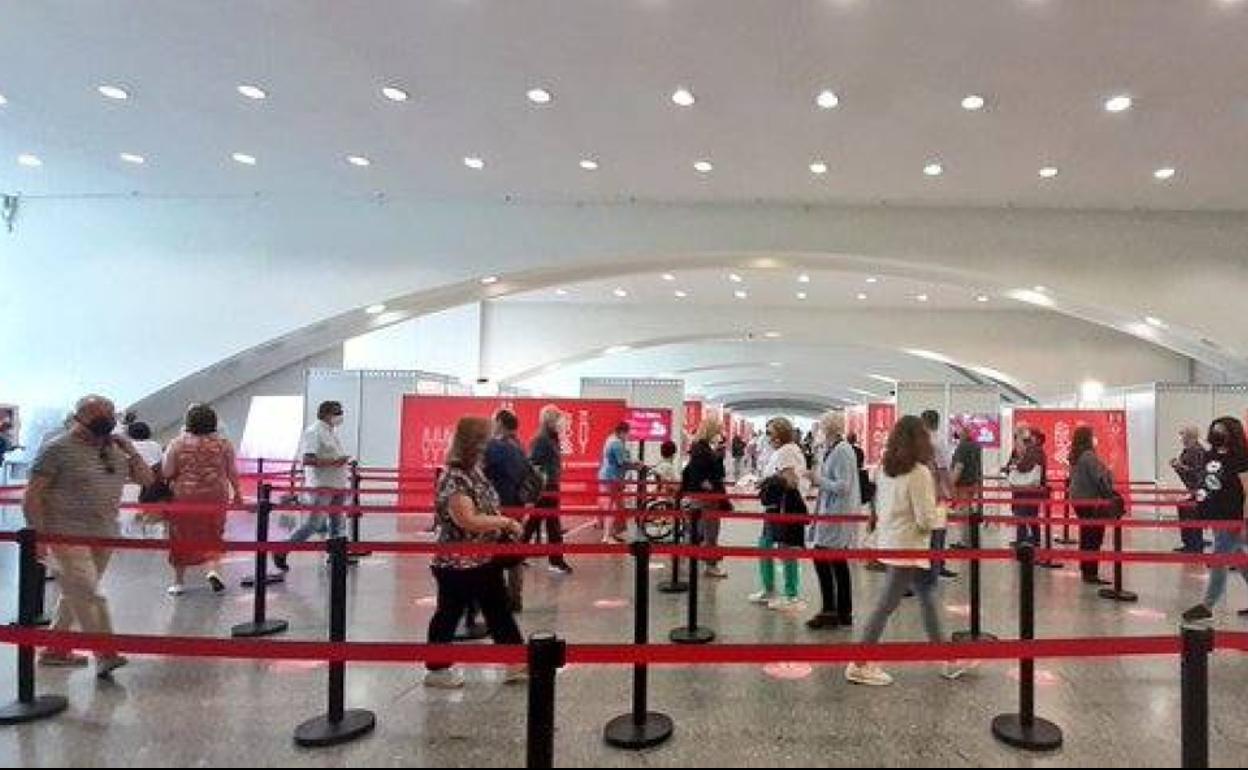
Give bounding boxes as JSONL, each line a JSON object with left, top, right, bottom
{"left": 0, "top": 626, "right": 1187, "bottom": 666}
{"left": 1218, "top": 632, "right": 1248, "bottom": 653}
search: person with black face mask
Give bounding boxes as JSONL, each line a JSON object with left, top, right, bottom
{"left": 1182, "top": 417, "right": 1248, "bottom": 623}
{"left": 22, "top": 395, "right": 154, "bottom": 677}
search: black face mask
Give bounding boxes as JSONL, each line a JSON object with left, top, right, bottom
{"left": 1209, "top": 431, "right": 1228, "bottom": 449}
{"left": 84, "top": 417, "right": 116, "bottom": 438}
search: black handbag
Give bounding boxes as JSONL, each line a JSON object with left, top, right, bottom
{"left": 491, "top": 531, "right": 525, "bottom": 569}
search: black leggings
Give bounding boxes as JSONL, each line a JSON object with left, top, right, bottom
{"left": 812, "top": 549, "right": 853, "bottom": 620}
{"left": 427, "top": 564, "right": 523, "bottom": 669}
{"left": 1074, "top": 506, "right": 1106, "bottom": 578}
{"left": 522, "top": 497, "right": 567, "bottom": 566}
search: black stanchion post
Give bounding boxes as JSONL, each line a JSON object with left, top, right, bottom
{"left": 0, "top": 528, "right": 68, "bottom": 725}
{"left": 604, "top": 539, "right": 674, "bottom": 750}
{"left": 526, "top": 632, "right": 567, "bottom": 770}
{"left": 240, "top": 473, "right": 286, "bottom": 589}
{"left": 657, "top": 509, "right": 688, "bottom": 595}
{"left": 1180, "top": 624, "right": 1212, "bottom": 769}
{"left": 294, "top": 537, "right": 376, "bottom": 747}
{"left": 1055, "top": 488, "right": 1077, "bottom": 545}
{"left": 953, "top": 505, "right": 997, "bottom": 642}
{"left": 670, "top": 506, "right": 715, "bottom": 644}
{"left": 348, "top": 461, "right": 371, "bottom": 558}
{"left": 232, "top": 483, "right": 289, "bottom": 638}
{"left": 1098, "top": 521, "right": 1138, "bottom": 603}
{"left": 1036, "top": 496, "right": 1063, "bottom": 570}
{"left": 32, "top": 558, "right": 51, "bottom": 627}
{"left": 991, "top": 543, "right": 1063, "bottom": 751}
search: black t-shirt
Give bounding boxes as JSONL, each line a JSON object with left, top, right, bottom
{"left": 1196, "top": 450, "right": 1248, "bottom": 520}
{"left": 951, "top": 438, "right": 984, "bottom": 488}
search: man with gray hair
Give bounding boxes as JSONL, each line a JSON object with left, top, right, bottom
{"left": 23, "top": 395, "right": 154, "bottom": 677}
{"left": 1170, "top": 425, "right": 1208, "bottom": 553}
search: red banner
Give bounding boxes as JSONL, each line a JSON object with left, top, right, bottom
{"left": 399, "top": 395, "right": 629, "bottom": 476}
{"left": 866, "top": 403, "right": 896, "bottom": 466}
{"left": 683, "top": 400, "right": 704, "bottom": 437}
{"left": 1012, "top": 409, "right": 1130, "bottom": 484}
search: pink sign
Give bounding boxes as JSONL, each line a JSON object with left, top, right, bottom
{"left": 625, "top": 407, "right": 673, "bottom": 442}
{"left": 951, "top": 413, "right": 1002, "bottom": 448}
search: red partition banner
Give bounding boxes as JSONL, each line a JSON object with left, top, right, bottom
{"left": 866, "top": 402, "right": 896, "bottom": 466}
{"left": 1012, "top": 408, "right": 1130, "bottom": 483}
{"left": 846, "top": 404, "right": 867, "bottom": 448}
{"left": 399, "top": 395, "right": 629, "bottom": 476}
{"left": 683, "top": 400, "right": 704, "bottom": 439}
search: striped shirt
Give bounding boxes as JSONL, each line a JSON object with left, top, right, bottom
{"left": 30, "top": 432, "right": 131, "bottom": 538}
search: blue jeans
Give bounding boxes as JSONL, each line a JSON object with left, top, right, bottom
{"left": 861, "top": 566, "right": 943, "bottom": 645}
{"left": 928, "top": 528, "right": 948, "bottom": 578}
{"left": 288, "top": 491, "right": 348, "bottom": 543}
{"left": 1203, "top": 528, "right": 1248, "bottom": 608}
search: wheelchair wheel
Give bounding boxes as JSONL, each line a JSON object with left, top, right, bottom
{"left": 642, "top": 499, "right": 676, "bottom": 542}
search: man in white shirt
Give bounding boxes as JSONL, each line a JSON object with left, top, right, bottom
{"left": 921, "top": 410, "right": 956, "bottom": 579}
{"left": 274, "top": 401, "right": 354, "bottom": 571}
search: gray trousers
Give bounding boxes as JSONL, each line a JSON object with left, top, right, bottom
{"left": 860, "top": 565, "right": 944, "bottom": 645}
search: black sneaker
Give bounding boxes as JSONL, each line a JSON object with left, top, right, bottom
{"left": 272, "top": 553, "right": 290, "bottom": 572}
{"left": 1236, "top": 608, "right": 1248, "bottom": 618}
{"left": 939, "top": 569, "right": 959, "bottom": 579}
{"left": 1182, "top": 604, "right": 1213, "bottom": 623}
{"left": 206, "top": 572, "right": 226, "bottom": 593}
{"left": 1082, "top": 575, "right": 1111, "bottom": 586}
{"left": 805, "top": 613, "right": 839, "bottom": 630}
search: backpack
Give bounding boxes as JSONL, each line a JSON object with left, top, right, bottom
{"left": 519, "top": 459, "right": 547, "bottom": 505}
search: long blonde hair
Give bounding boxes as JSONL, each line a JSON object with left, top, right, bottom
{"left": 695, "top": 413, "right": 724, "bottom": 443}
{"left": 446, "top": 416, "right": 491, "bottom": 470}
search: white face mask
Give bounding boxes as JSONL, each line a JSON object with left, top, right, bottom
{"left": 329, "top": 415, "right": 344, "bottom": 428}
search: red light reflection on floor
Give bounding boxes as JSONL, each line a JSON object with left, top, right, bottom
{"left": 945, "top": 604, "right": 970, "bottom": 616}
{"left": 763, "top": 662, "right": 813, "bottom": 680}
{"left": 1127, "top": 607, "right": 1168, "bottom": 621}
{"left": 1008, "top": 667, "right": 1058, "bottom": 685}
{"left": 594, "top": 598, "right": 629, "bottom": 609}
{"left": 415, "top": 595, "right": 437, "bottom": 608}
{"left": 268, "top": 660, "right": 324, "bottom": 673}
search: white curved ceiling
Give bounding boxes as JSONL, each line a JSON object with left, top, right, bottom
{"left": 2, "top": 0, "right": 1247, "bottom": 208}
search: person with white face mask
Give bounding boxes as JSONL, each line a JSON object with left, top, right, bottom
{"left": 274, "top": 400, "right": 354, "bottom": 571}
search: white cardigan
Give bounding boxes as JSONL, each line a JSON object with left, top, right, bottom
{"left": 873, "top": 464, "right": 945, "bottom": 569}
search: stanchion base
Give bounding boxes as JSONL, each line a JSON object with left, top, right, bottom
{"left": 293, "top": 709, "right": 376, "bottom": 748}
{"left": 1097, "top": 588, "right": 1139, "bottom": 603}
{"left": 1054, "top": 538, "right": 1077, "bottom": 546}
{"left": 0, "top": 695, "right": 69, "bottom": 726}
{"left": 603, "top": 711, "right": 674, "bottom": 750}
{"left": 991, "top": 713, "right": 1063, "bottom": 751}
{"left": 669, "top": 625, "right": 715, "bottom": 644}
{"left": 231, "top": 619, "right": 289, "bottom": 638}
{"left": 657, "top": 581, "right": 690, "bottom": 594}
{"left": 240, "top": 573, "right": 285, "bottom": 588}
{"left": 33, "top": 615, "right": 52, "bottom": 628}
{"left": 951, "top": 630, "right": 998, "bottom": 643}
{"left": 455, "top": 623, "right": 490, "bottom": 641}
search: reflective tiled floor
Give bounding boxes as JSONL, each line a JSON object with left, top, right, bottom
{"left": 1, "top": 503, "right": 1246, "bottom": 767}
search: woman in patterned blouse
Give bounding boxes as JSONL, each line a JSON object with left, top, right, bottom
{"left": 424, "top": 416, "right": 526, "bottom": 690}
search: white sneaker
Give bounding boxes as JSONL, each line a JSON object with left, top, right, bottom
{"left": 748, "top": 590, "right": 776, "bottom": 605}
{"left": 845, "top": 663, "right": 894, "bottom": 687}
{"left": 767, "top": 596, "right": 804, "bottom": 612}
{"left": 703, "top": 565, "right": 728, "bottom": 579}
{"left": 166, "top": 584, "right": 186, "bottom": 596}
{"left": 941, "top": 660, "right": 979, "bottom": 680}
{"left": 423, "top": 668, "right": 466, "bottom": 690}
{"left": 503, "top": 665, "right": 529, "bottom": 684}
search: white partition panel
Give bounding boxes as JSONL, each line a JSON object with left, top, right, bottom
{"left": 1123, "top": 385, "right": 1157, "bottom": 483}
{"left": 359, "top": 371, "right": 422, "bottom": 468}
{"left": 894, "top": 382, "right": 949, "bottom": 422}
{"left": 580, "top": 377, "right": 686, "bottom": 459}
{"left": 949, "top": 384, "right": 1005, "bottom": 477}
{"left": 1154, "top": 385, "right": 1208, "bottom": 487}
{"left": 1212, "top": 385, "right": 1248, "bottom": 426}
{"left": 304, "top": 369, "right": 363, "bottom": 459}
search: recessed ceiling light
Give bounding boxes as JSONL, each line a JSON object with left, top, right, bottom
{"left": 1144, "top": 316, "right": 1167, "bottom": 329}
{"left": 694, "top": 160, "right": 713, "bottom": 173}
{"left": 671, "top": 87, "right": 696, "bottom": 107}
{"left": 231, "top": 152, "right": 257, "bottom": 165}
{"left": 856, "top": 292, "right": 868, "bottom": 300}
{"left": 865, "top": 277, "right": 879, "bottom": 284}
{"left": 798, "top": 274, "right": 811, "bottom": 283}
{"left": 1154, "top": 166, "right": 1176, "bottom": 181}
{"left": 1104, "top": 94, "right": 1132, "bottom": 113}
{"left": 613, "top": 287, "right": 628, "bottom": 298}
{"left": 768, "top": 361, "right": 782, "bottom": 367}
{"left": 365, "top": 303, "right": 387, "bottom": 315}
{"left": 728, "top": 273, "right": 743, "bottom": 283}
{"left": 119, "top": 152, "right": 145, "bottom": 165}
{"left": 661, "top": 273, "right": 676, "bottom": 281}
{"left": 915, "top": 293, "right": 930, "bottom": 302}
{"left": 961, "top": 94, "right": 985, "bottom": 111}
{"left": 0, "top": 93, "right": 7, "bottom": 106}
{"left": 554, "top": 288, "right": 569, "bottom": 296}
{"left": 923, "top": 162, "right": 943, "bottom": 177}
{"left": 796, "top": 291, "right": 808, "bottom": 300}
{"left": 346, "top": 155, "right": 371, "bottom": 167}
{"left": 526, "top": 87, "right": 553, "bottom": 105}
{"left": 605, "top": 345, "right": 632, "bottom": 355}
{"left": 734, "top": 290, "right": 748, "bottom": 300}
{"left": 381, "top": 86, "right": 409, "bottom": 102}
{"left": 764, "top": 331, "right": 782, "bottom": 339}
{"left": 976, "top": 294, "right": 990, "bottom": 303}
{"left": 674, "top": 290, "right": 688, "bottom": 298}
{"left": 464, "top": 156, "right": 485, "bottom": 170}
{"left": 815, "top": 90, "right": 840, "bottom": 109}
{"left": 579, "top": 158, "right": 599, "bottom": 171}
{"left": 809, "top": 161, "right": 828, "bottom": 175}
{"left": 97, "top": 84, "right": 129, "bottom": 100}
{"left": 16, "top": 153, "right": 42, "bottom": 168}
{"left": 237, "top": 84, "right": 267, "bottom": 100}
{"left": 480, "top": 275, "right": 499, "bottom": 285}
{"left": 1038, "top": 166, "right": 1059, "bottom": 179}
